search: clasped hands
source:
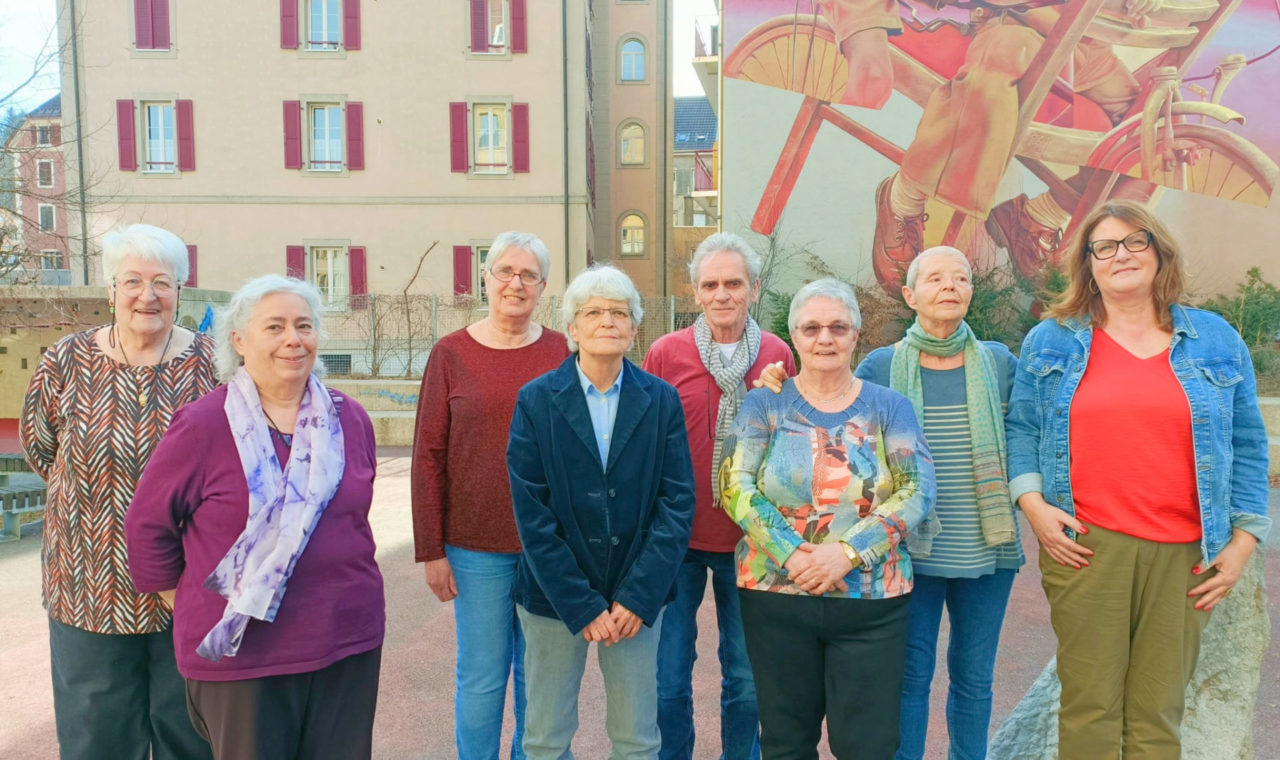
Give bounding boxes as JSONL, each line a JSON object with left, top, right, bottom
{"left": 785, "top": 541, "right": 856, "bottom": 596}
{"left": 583, "top": 601, "right": 643, "bottom": 645}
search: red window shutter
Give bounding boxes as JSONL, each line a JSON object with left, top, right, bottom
{"left": 345, "top": 101, "right": 364, "bottom": 170}
{"left": 280, "top": 0, "right": 299, "bottom": 49}
{"left": 511, "top": 0, "right": 527, "bottom": 53}
{"left": 512, "top": 103, "right": 530, "bottom": 173}
{"left": 185, "top": 245, "right": 198, "bottom": 288}
{"left": 453, "top": 245, "right": 473, "bottom": 295}
{"left": 283, "top": 101, "right": 303, "bottom": 169}
{"left": 286, "top": 245, "right": 306, "bottom": 279}
{"left": 343, "top": 0, "right": 361, "bottom": 50}
{"left": 134, "top": 0, "right": 153, "bottom": 49}
{"left": 50, "top": 125, "right": 61, "bottom": 146}
{"left": 176, "top": 99, "right": 195, "bottom": 172}
{"left": 469, "top": 0, "right": 488, "bottom": 53}
{"left": 348, "top": 246, "right": 368, "bottom": 309}
{"left": 116, "top": 100, "right": 137, "bottom": 172}
{"left": 152, "top": 0, "right": 171, "bottom": 50}
{"left": 449, "top": 102, "right": 468, "bottom": 173}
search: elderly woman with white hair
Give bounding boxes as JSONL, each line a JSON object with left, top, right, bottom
{"left": 854, "top": 247, "right": 1020, "bottom": 760}
{"left": 125, "top": 275, "right": 384, "bottom": 759}
{"left": 411, "top": 231, "right": 568, "bottom": 759}
{"left": 719, "top": 278, "right": 935, "bottom": 759}
{"left": 507, "top": 264, "right": 695, "bottom": 758}
{"left": 21, "top": 223, "right": 215, "bottom": 759}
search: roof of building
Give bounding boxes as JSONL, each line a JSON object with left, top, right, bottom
{"left": 28, "top": 94, "right": 61, "bottom": 119}
{"left": 673, "top": 96, "right": 716, "bottom": 153}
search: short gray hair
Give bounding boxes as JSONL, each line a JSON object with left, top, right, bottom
{"left": 213, "top": 275, "right": 326, "bottom": 383}
{"left": 487, "top": 231, "right": 552, "bottom": 280}
{"left": 788, "top": 278, "right": 862, "bottom": 333}
{"left": 561, "top": 264, "right": 644, "bottom": 352}
{"left": 687, "top": 232, "right": 762, "bottom": 284}
{"left": 904, "top": 246, "right": 971, "bottom": 290}
{"left": 102, "top": 224, "right": 190, "bottom": 286}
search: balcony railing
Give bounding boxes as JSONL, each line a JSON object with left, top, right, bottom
{"left": 694, "top": 15, "right": 719, "bottom": 58}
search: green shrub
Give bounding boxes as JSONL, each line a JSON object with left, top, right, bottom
{"left": 1199, "top": 267, "right": 1280, "bottom": 348}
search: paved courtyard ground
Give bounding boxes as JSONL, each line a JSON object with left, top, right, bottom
{"left": 0, "top": 456, "right": 1276, "bottom": 759}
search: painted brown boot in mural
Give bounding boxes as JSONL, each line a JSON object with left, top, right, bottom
{"left": 986, "top": 194, "right": 1062, "bottom": 282}
{"left": 872, "top": 175, "right": 926, "bottom": 295}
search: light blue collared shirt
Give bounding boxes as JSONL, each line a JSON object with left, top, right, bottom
{"left": 575, "top": 359, "right": 624, "bottom": 465}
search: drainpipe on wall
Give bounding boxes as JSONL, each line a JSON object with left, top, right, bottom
{"left": 68, "top": 0, "right": 90, "bottom": 285}
{"left": 562, "top": 0, "right": 571, "bottom": 286}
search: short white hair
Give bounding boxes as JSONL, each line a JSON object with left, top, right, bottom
{"left": 788, "top": 278, "right": 862, "bottom": 333}
{"left": 102, "top": 224, "right": 190, "bottom": 286}
{"left": 687, "top": 232, "right": 762, "bottom": 284}
{"left": 213, "top": 275, "right": 326, "bottom": 383}
{"left": 487, "top": 231, "right": 552, "bottom": 280}
{"left": 904, "top": 246, "right": 971, "bottom": 290}
{"left": 561, "top": 264, "right": 644, "bottom": 352}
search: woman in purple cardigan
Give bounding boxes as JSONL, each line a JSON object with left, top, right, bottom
{"left": 125, "top": 275, "right": 384, "bottom": 759}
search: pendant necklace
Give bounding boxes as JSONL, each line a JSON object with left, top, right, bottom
{"left": 117, "top": 326, "right": 175, "bottom": 406}
{"left": 798, "top": 374, "right": 855, "bottom": 404}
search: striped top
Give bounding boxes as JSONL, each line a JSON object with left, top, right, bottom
{"left": 856, "top": 346, "right": 1023, "bottom": 578}
{"left": 21, "top": 327, "right": 218, "bottom": 634}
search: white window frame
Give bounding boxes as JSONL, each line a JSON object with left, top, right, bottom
{"left": 36, "top": 159, "right": 54, "bottom": 188}
{"left": 619, "top": 38, "right": 646, "bottom": 83}
{"left": 40, "top": 250, "right": 64, "bottom": 270}
{"left": 35, "top": 126, "right": 51, "bottom": 146}
{"left": 618, "top": 121, "right": 646, "bottom": 167}
{"left": 307, "top": 0, "right": 342, "bottom": 50}
{"left": 474, "top": 244, "right": 492, "bottom": 305}
{"left": 307, "top": 102, "right": 345, "bottom": 172}
{"left": 471, "top": 102, "right": 510, "bottom": 176}
{"left": 38, "top": 204, "right": 55, "bottom": 232}
{"left": 308, "top": 244, "right": 350, "bottom": 309}
{"left": 141, "top": 101, "right": 176, "bottom": 173}
{"left": 619, "top": 212, "right": 647, "bottom": 258}
{"left": 470, "top": 0, "right": 509, "bottom": 55}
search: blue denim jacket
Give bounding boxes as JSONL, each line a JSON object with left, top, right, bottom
{"left": 1006, "top": 305, "right": 1271, "bottom": 563}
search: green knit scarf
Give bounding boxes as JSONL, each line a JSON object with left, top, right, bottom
{"left": 890, "top": 319, "right": 1016, "bottom": 547}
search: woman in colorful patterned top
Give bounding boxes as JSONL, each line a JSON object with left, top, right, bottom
{"left": 21, "top": 224, "right": 216, "bottom": 760}
{"left": 719, "top": 278, "right": 935, "bottom": 759}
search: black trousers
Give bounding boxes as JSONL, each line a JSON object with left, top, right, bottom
{"left": 184, "top": 646, "right": 382, "bottom": 760}
{"left": 738, "top": 590, "right": 910, "bottom": 760}
{"left": 48, "top": 617, "right": 213, "bottom": 760}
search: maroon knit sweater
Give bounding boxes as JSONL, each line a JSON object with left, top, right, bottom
{"left": 411, "top": 326, "right": 570, "bottom": 561}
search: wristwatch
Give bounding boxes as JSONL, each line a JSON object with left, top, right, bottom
{"left": 839, "top": 541, "right": 860, "bottom": 569}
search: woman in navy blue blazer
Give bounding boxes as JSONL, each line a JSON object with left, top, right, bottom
{"left": 507, "top": 264, "right": 696, "bottom": 759}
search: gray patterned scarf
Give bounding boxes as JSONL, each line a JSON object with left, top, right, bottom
{"left": 694, "top": 313, "right": 760, "bottom": 509}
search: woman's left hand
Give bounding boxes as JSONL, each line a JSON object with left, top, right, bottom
{"left": 789, "top": 543, "right": 852, "bottom": 595}
{"left": 1188, "top": 529, "right": 1258, "bottom": 611}
{"left": 751, "top": 361, "right": 789, "bottom": 394}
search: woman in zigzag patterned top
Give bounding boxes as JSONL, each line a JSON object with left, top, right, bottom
{"left": 21, "top": 224, "right": 217, "bottom": 760}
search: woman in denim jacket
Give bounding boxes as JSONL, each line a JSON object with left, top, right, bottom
{"left": 1005, "top": 200, "right": 1270, "bottom": 760}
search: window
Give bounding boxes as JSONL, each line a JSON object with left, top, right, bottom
{"left": 36, "top": 126, "right": 51, "bottom": 146}
{"left": 38, "top": 204, "right": 55, "bottom": 232}
{"left": 620, "top": 213, "right": 646, "bottom": 257}
{"left": 473, "top": 104, "right": 508, "bottom": 174}
{"left": 476, "top": 246, "right": 491, "bottom": 304}
{"left": 36, "top": 160, "right": 54, "bottom": 188}
{"left": 470, "top": 0, "right": 526, "bottom": 54}
{"left": 489, "top": 1, "right": 506, "bottom": 48}
{"left": 308, "top": 0, "right": 341, "bottom": 49}
{"left": 134, "top": 0, "right": 171, "bottom": 51}
{"left": 311, "top": 246, "right": 349, "bottom": 306}
{"left": 143, "top": 102, "right": 176, "bottom": 172}
{"left": 619, "top": 122, "right": 645, "bottom": 166}
{"left": 41, "top": 250, "right": 64, "bottom": 269}
{"left": 620, "top": 39, "right": 645, "bottom": 82}
{"left": 309, "top": 104, "right": 344, "bottom": 171}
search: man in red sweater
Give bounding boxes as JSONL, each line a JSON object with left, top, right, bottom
{"left": 642, "top": 232, "right": 796, "bottom": 760}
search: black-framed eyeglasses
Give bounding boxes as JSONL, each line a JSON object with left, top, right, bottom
{"left": 1087, "top": 230, "right": 1152, "bottom": 260}
{"left": 488, "top": 267, "right": 543, "bottom": 286}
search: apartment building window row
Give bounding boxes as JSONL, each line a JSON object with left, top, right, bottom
{"left": 133, "top": 0, "right": 172, "bottom": 51}
{"left": 115, "top": 99, "right": 196, "bottom": 173}
{"left": 286, "top": 243, "right": 368, "bottom": 309}
{"left": 449, "top": 101, "right": 529, "bottom": 175}
{"left": 282, "top": 0, "right": 362, "bottom": 51}
{"left": 283, "top": 100, "right": 364, "bottom": 172}
{"left": 470, "top": 0, "right": 527, "bottom": 54}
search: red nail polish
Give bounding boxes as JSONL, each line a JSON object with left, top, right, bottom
{"left": 1193, "top": 566, "right": 1201, "bottom": 574}
{"left": 1079, "top": 525, "right": 1089, "bottom": 534}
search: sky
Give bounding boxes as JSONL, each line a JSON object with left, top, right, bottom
{"left": 0, "top": 0, "right": 60, "bottom": 114}
{"left": 673, "top": 0, "right": 719, "bottom": 97}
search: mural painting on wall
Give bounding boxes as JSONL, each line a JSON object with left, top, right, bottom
{"left": 722, "top": 0, "right": 1280, "bottom": 296}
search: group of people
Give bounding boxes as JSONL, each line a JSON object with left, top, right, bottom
{"left": 20, "top": 198, "right": 1269, "bottom": 760}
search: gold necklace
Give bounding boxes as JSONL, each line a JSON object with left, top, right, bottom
{"left": 115, "top": 325, "right": 175, "bottom": 406}
{"left": 798, "top": 373, "right": 855, "bottom": 403}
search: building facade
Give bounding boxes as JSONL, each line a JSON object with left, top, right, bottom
{"left": 2, "top": 95, "right": 71, "bottom": 286}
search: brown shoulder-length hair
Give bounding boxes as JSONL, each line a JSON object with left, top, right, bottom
{"left": 1044, "top": 199, "right": 1186, "bottom": 329}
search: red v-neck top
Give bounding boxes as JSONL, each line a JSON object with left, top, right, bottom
{"left": 1069, "top": 329, "right": 1201, "bottom": 543}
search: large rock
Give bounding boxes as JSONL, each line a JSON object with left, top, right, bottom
{"left": 988, "top": 551, "right": 1269, "bottom": 759}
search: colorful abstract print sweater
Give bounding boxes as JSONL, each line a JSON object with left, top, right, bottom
{"left": 719, "top": 380, "right": 935, "bottom": 599}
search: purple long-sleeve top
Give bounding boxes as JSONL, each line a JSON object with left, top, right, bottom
{"left": 125, "top": 385, "right": 385, "bottom": 681}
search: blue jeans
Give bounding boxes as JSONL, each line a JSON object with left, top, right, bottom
{"left": 656, "top": 549, "right": 760, "bottom": 760}
{"left": 518, "top": 605, "right": 664, "bottom": 760}
{"left": 446, "top": 545, "right": 526, "bottom": 760}
{"left": 896, "top": 570, "right": 1016, "bottom": 760}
